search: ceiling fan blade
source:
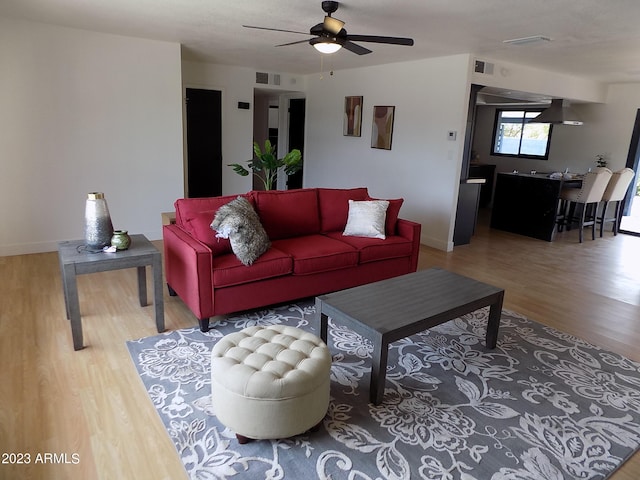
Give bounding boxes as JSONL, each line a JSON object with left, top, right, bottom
{"left": 342, "top": 41, "right": 372, "bottom": 55}
{"left": 346, "top": 34, "right": 414, "bottom": 46}
{"left": 243, "top": 25, "right": 309, "bottom": 36}
{"left": 323, "top": 16, "right": 345, "bottom": 35}
{"left": 275, "top": 39, "right": 312, "bottom": 47}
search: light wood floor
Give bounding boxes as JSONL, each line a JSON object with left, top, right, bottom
{"left": 1, "top": 213, "right": 639, "bottom": 480}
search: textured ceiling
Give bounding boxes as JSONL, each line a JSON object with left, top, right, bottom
{"left": 2, "top": 0, "right": 640, "bottom": 84}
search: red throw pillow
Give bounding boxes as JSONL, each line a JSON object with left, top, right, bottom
{"left": 318, "top": 187, "right": 369, "bottom": 232}
{"left": 174, "top": 194, "right": 256, "bottom": 255}
{"left": 183, "top": 210, "right": 231, "bottom": 255}
{"left": 367, "top": 196, "right": 404, "bottom": 235}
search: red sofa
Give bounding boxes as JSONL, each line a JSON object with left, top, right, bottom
{"left": 163, "top": 187, "right": 421, "bottom": 331}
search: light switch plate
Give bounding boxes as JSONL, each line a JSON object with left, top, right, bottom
{"left": 447, "top": 130, "right": 457, "bottom": 140}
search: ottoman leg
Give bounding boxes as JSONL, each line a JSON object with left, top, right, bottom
{"left": 236, "top": 434, "right": 253, "bottom": 445}
{"left": 309, "top": 421, "right": 322, "bottom": 433}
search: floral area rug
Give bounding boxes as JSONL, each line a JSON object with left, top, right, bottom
{"left": 126, "top": 300, "right": 640, "bottom": 479}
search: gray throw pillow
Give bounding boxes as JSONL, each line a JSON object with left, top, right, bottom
{"left": 210, "top": 197, "right": 270, "bottom": 265}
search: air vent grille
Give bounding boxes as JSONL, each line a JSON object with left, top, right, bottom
{"left": 256, "top": 72, "right": 283, "bottom": 85}
{"left": 474, "top": 60, "right": 494, "bottom": 75}
{"left": 256, "top": 72, "right": 269, "bottom": 84}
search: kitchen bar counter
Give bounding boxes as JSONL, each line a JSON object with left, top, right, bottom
{"left": 490, "top": 172, "right": 580, "bottom": 241}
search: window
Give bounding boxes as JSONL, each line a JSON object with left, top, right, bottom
{"left": 491, "top": 109, "right": 552, "bottom": 159}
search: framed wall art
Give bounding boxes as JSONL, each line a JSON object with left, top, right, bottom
{"left": 371, "top": 105, "right": 395, "bottom": 150}
{"left": 343, "top": 96, "right": 363, "bottom": 137}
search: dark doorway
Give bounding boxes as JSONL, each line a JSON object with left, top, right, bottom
{"left": 287, "top": 98, "right": 306, "bottom": 190}
{"left": 619, "top": 108, "right": 640, "bottom": 235}
{"left": 185, "top": 88, "right": 222, "bottom": 198}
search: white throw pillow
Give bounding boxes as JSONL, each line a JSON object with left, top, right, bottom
{"left": 343, "top": 199, "right": 389, "bottom": 239}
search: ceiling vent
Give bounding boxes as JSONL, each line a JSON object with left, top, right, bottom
{"left": 474, "top": 60, "right": 494, "bottom": 75}
{"left": 256, "top": 72, "right": 269, "bottom": 84}
{"left": 256, "top": 72, "right": 281, "bottom": 85}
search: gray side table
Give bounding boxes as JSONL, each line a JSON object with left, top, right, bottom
{"left": 57, "top": 234, "right": 164, "bottom": 350}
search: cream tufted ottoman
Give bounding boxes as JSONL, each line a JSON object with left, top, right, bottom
{"left": 210, "top": 324, "right": 331, "bottom": 443}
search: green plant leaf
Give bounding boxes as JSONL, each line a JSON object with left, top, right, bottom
{"left": 283, "top": 149, "right": 301, "bottom": 164}
{"left": 253, "top": 141, "right": 263, "bottom": 158}
{"left": 264, "top": 153, "right": 279, "bottom": 171}
{"left": 282, "top": 149, "right": 302, "bottom": 175}
{"left": 230, "top": 142, "right": 301, "bottom": 189}
{"left": 228, "top": 163, "right": 250, "bottom": 176}
{"left": 248, "top": 158, "right": 264, "bottom": 172}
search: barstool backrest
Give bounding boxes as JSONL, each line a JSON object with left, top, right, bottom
{"left": 602, "top": 168, "right": 635, "bottom": 202}
{"left": 575, "top": 167, "right": 612, "bottom": 203}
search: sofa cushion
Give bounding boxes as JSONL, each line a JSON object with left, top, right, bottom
{"left": 183, "top": 210, "right": 231, "bottom": 254}
{"left": 212, "top": 247, "right": 292, "bottom": 287}
{"left": 254, "top": 189, "right": 321, "bottom": 240}
{"left": 211, "top": 197, "right": 271, "bottom": 265}
{"left": 325, "top": 232, "right": 414, "bottom": 264}
{"left": 175, "top": 194, "right": 255, "bottom": 255}
{"left": 366, "top": 196, "right": 404, "bottom": 235}
{"left": 272, "top": 235, "right": 358, "bottom": 275}
{"left": 343, "top": 199, "right": 389, "bottom": 239}
{"left": 317, "top": 187, "right": 369, "bottom": 233}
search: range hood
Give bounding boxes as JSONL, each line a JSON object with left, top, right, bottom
{"left": 529, "top": 98, "right": 583, "bottom": 125}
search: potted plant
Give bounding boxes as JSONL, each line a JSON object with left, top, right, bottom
{"left": 229, "top": 140, "right": 302, "bottom": 190}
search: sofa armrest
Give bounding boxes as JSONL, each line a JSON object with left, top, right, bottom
{"left": 396, "top": 218, "right": 422, "bottom": 272}
{"left": 163, "top": 224, "right": 214, "bottom": 320}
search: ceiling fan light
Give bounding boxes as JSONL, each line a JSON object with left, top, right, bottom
{"left": 311, "top": 38, "right": 342, "bottom": 54}
{"left": 323, "top": 16, "right": 345, "bottom": 35}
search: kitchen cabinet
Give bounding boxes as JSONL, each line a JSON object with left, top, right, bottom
{"left": 490, "top": 173, "right": 564, "bottom": 241}
{"left": 469, "top": 164, "right": 496, "bottom": 207}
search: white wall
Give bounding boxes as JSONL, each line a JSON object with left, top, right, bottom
{"left": 303, "top": 55, "right": 473, "bottom": 250}
{"left": 183, "top": 55, "right": 474, "bottom": 250}
{"left": 5, "top": 19, "right": 636, "bottom": 256}
{"left": 472, "top": 57, "right": 607, "bottom": 104}
{"left": 0, "top": 18, "right": 184, "bottom": 256}
{"left": 591, "top": 83, "right": 640, "bottom": 170}
{"left": 181, "top": 62, "right": 306, "bottom": 195}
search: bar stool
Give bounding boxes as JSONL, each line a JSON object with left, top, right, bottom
{"left": 598, "top": 168, "right": 635, "bottom": 237}
{"left": 558, "top": 167, "right": 612, "bottom": 242}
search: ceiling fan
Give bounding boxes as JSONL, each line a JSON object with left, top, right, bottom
{"left": 243, "top": 1, "right": 414, "bottom": 55}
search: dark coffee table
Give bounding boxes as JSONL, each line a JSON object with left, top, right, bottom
{"left": 58, "top": 234, "right": 164, "bottom": 350}
{"left": 315, "top": 268, "right": 504, "bottom": 404}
